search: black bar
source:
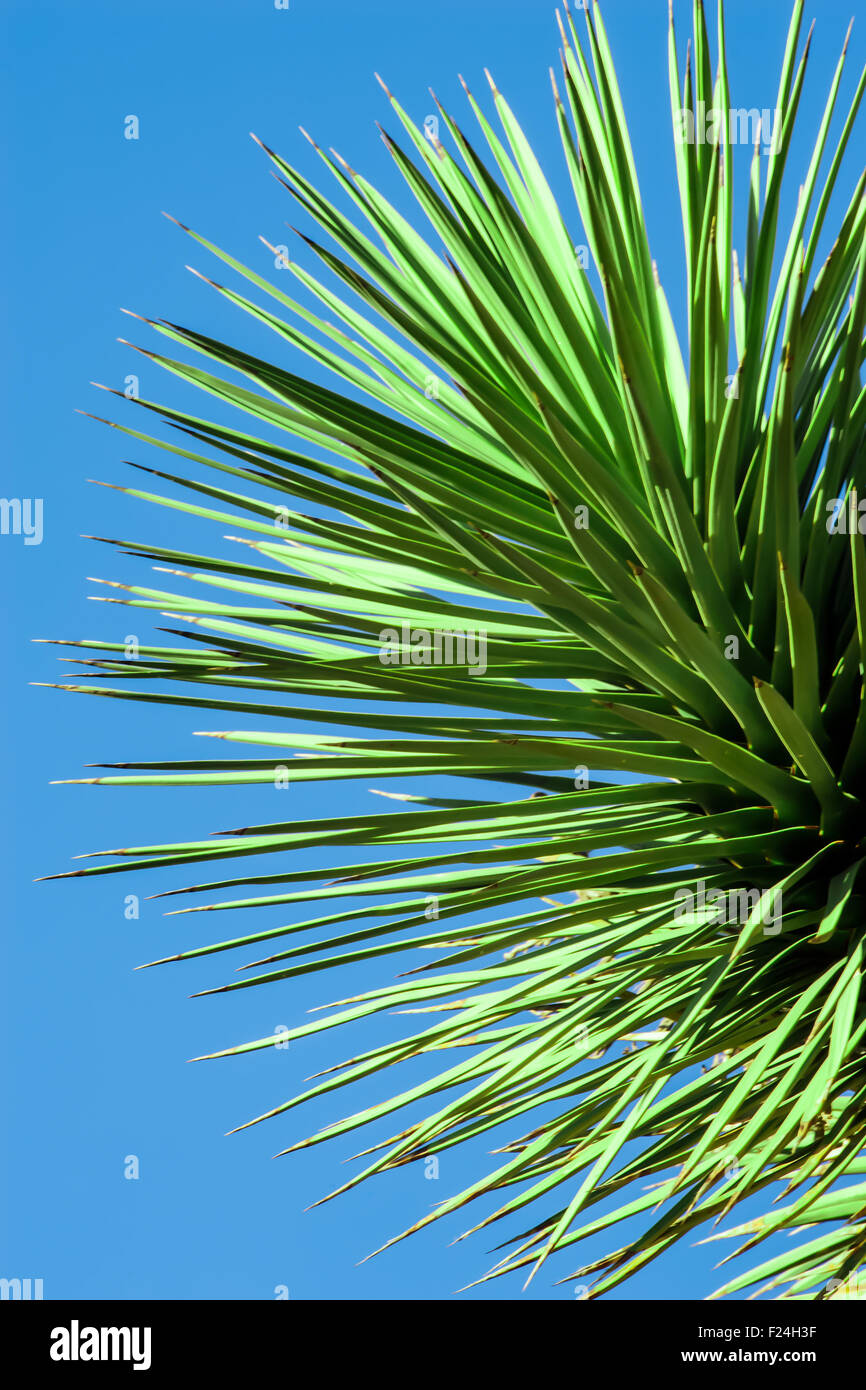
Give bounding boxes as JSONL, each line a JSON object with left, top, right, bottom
{"left": 2, "top": 1297, "right": 858, "bottom": 1375}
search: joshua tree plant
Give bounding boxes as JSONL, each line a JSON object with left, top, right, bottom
{"left": 43, "top": 0, "right": 866, "bottom": 1298}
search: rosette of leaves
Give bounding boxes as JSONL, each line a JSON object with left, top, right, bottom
{"left": 42, "top": 0, "right": 866, "bottom": 1298}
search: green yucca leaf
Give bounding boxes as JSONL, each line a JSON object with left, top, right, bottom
{"left": 44, "top": 0, "right": 866, "bottom": 1298}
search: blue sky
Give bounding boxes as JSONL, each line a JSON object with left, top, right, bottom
{"left": 1, "top": 0, "right": 863, "bottom": 1300}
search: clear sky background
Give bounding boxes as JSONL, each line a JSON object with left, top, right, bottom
{"left": 1, "top": 0, "right": 863, "bottom": 1300}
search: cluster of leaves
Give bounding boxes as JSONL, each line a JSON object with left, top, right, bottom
{"left": 42, "top": 0, "right": 866, "bottom": 1296}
